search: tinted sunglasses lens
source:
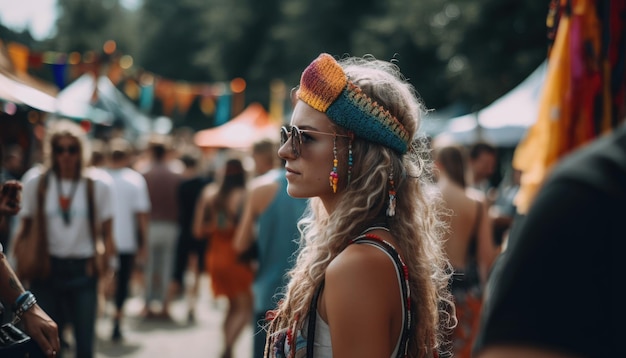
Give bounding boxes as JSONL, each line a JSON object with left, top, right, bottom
{"left": 280, "top": 127, "right": 289, "bottom": 146}
{"left": 54, "top": 146, "right": 79, "bottom": 155}
{"left": 293, "top": 127, "right": 301, "bottom": 156}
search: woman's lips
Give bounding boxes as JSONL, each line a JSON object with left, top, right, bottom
{"left": 285, "top": 167, "right": 300, "bottom": 178}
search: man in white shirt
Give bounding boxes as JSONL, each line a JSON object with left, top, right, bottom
{"left": 105, "top": 138, "right": 151, "bottom": 341}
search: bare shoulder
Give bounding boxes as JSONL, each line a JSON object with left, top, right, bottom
{"left": 202, "top": 183, "right": 218, "bottom": 198}
{"left": 326, "top": 233, "right": 400, "bottom": 291}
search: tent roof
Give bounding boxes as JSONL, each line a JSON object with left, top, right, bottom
{"left": 56, "top": 73, "right": 151, "bottom": 136}
{"left": 0, "top": 41, "right": 58, "bottom": 112}
{"left": 194, "top": 103, "right": 279, "bottom": 149}
{"left": 437, "top": 61, "right": 547, "bottom": 146}
{"left": 0, "top": 70, "right": 57, "bottom": 112}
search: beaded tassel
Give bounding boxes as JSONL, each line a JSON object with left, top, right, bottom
{"left": 329, "top": 136, "right": 339, "bottom": 193}
{"left": 386, "top": 172, "right": 396, "bottom": 217}
{"left": 347, "top": 136, "right": 353, "bottom": 185}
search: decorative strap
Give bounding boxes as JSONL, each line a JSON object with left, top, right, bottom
{"left": 306, "top": 281, "right": 325, "bottom": 358}
{"left": 352, "top": 234, "right": 412, "bottom": 358}
{"left": 305, "top": 230, "right": 412, "bottom": 358}
{"left": 86, "top": 177, "right": 104, "bottom": 276}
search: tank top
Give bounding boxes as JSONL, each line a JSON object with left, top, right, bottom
{"left": 275, "top": 232, "right": 412, "bottom": 358}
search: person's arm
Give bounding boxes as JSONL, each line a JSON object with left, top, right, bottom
{"left": 0, "top": 180, "right": 22, "bottom": 222}
{"left": 192, "top": 187, "right": 210, "bottom": 240}
{"left": 1, "top": 245, "right": 60, "bottom": 357}
{"left": 477, "top": 199, "right": 498, "bottom": 286}
{"left": 101, "top": 218, "right": 116, "bottom": 269}
{"left": 135, "top": 211, "right": 149, "bottom": 260}
{"left": 324, "top": 242, "right": 401, "bottom": 357}
{"left": 233, "top": 188, "right": 259, "bottom": 254}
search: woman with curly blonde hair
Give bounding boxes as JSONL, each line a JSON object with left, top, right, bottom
{"left": 265, "top": 53, "right": 455, "bottom": 358}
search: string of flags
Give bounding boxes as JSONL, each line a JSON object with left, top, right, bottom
{"left": 3, "top": 39, "right": 245, "bottom": 120}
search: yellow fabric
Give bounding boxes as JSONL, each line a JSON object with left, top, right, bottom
{"left": 513, "top": 14, "right": 572, "bottom": 214}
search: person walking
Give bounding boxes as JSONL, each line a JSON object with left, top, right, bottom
{"left": 165, "top": 152, "right": 212, "bottom": 323}
{"left": 264, "top": 53, "right": 454, "bottom": 357}
{"left": 105, "top": 138, "right": 151, "bottom": 341}
{"left": 193, "top": 158, "right": 253, "bottom": 358}
{"left": 234, "top": 140, "right": 308, "bottom": 358}
{"left": 140, "top": 137, "right": 181, "bottom": 319}
{"left": 13, "top": 119, "right": 116, "bottom": 358}
{"left": 432, "top": 144, "right": 498, "bottom": 358}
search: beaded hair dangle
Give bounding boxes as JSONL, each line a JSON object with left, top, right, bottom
{"left": 347, "top": 133, "right": 353, "bottom": 186}
{"left": 329, "top": 136, "right": 339, "bottom": 193}
{"left": 386, "top": 171, "right": 397, "bottom": 217}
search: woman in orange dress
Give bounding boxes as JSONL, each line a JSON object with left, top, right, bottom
{"left": 194, "top": 158, "right": 253, "bottom": 358}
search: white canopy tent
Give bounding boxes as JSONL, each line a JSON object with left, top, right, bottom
{"left": 436, "top": 61, "right": 547, "bottom": 147}
{"left": 0, "top": 71, "right": 57, "bottom": 112}
{"left": 55, "top": 74, "right": 152, "bottom": 138}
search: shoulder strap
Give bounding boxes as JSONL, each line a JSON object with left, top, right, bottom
{"left": 36, "top": 171, "right": 49, "bottom": 250}
{"left": 352, "top": 234, "right": 412, "bottom": 358}
{"left": 86, "top": 177, "right": 97, "bottom": 244}
{"left": 305, "top": 234, "right": 412, "bottom": 358}
{"left": 471, "top": 201, "right": 482, "bottom": 239}
{"left": 306, "top": 280, "right": 325, "bottom": 357}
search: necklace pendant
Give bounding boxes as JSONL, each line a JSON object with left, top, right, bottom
{"left": 59, "top": 196, "right": 70, "bottom": 211}
{"left": 61, "top": 210, "right": 71, "bottom": 225}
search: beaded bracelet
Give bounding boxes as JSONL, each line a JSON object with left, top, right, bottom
{"left": 12, "top": 291, "right": 37, "bottom": 324}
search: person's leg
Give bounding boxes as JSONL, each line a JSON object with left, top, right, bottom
{"left": 158, "top": 223, "right": 178, "bottom": 317}
{"left": 186, "top": 253, "right": 199, "bottom": 322}
{"left": 188, "top": 238, "right": 208, "bottom": 322}
{"left": 223, "top": 291, "right": 253, "bottom": 357}
{"left": 163, "top": 235, "right": 186, "bottom": 318}
{"left": 70, "top": 277, "right": 98, "bottom": 358}
{"left": 112, "top": 253, "right": 134, "bottom": 340}
{"left": 142, "top": 222, "right": 159, "bottom": 316}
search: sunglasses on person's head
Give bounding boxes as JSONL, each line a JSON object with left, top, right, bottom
{"left": 280, "top": 125, "right": 351, "bottom": 158}
{"left": 53, "top": 145, "right": 79, "bottom": 155}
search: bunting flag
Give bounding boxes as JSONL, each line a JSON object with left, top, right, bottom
{"left": 0, "top": 40, "right": 269, "bottom": 124}
{"left": 513, "top": 0, "right": 626, "bottom": 214}
{"left": 269, "top": 79, "right": 286, "bottom": 124}
{"left": 214, "top": 86, "right": 232, "bottom": 126}
{"left": 51, "top": 62, "right": 68, "bottom": 90}
{"left": 139, "top": 82, "right": 155, "bottom": 114}
{"left": 6, "top": 42, "right": 29, "bottom": 74}
{"left": 174, "top": 83, "right": 196, "bottom": 115}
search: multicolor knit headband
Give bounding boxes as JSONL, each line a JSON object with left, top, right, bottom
{"left": 297, "top": 53, "right": 411, "bottom": 154}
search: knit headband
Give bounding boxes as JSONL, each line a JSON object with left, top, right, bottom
{"left": 297, "top": 53, "right": 411, "bottom": 154}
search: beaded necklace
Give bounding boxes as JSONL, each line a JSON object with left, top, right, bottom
{"left": 56, "top": 175, "right": 80, "bottom": 225}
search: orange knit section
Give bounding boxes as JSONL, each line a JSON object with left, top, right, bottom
{"left": 297, "top": 53, "right": 347, "bottom": 112}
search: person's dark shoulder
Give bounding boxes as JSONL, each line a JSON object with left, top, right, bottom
{"left": 178, "top": 176, "right": 213, "bottom": 198}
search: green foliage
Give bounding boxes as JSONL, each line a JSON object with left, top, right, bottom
{"left": 1, "top": 0, "right": 551, "bottom": 128}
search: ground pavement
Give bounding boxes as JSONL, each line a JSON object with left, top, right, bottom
{"left": 77, "top": 275, "right": 253, "bottom": 358}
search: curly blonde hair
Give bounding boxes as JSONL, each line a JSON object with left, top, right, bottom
{"left": 267, "top": 55, "right": 455, "bottom": 357}
{"left": 43, "top": 119, "right": 91, "bottom": 177}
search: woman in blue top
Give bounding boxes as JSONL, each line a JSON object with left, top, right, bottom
{"left": 265, "top": 53, "right": 455, "bottom": 358}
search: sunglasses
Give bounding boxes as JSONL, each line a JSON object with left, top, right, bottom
{"left": 280, "top": 125, "right": 351, "bottom": 158}
{"left": 53, "top": 145, "right": 80, "bottom": 155}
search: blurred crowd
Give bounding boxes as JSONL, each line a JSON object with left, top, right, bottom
{"left": 0, "top": 118, "right": 307, "bottom": 358}
{"left": 2, "top": 111, "right": 619, "bottom": 358}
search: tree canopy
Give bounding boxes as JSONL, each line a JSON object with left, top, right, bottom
{"left": 2, "top": 0, "right": 550, "bottom": 128}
